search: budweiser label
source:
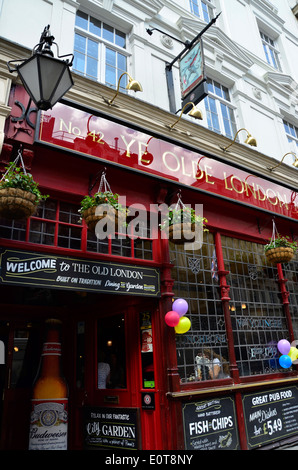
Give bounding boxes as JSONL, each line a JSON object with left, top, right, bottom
{"left": 29, "top": 399, "right": 68, "bottom": 450}
{"left": 42, "top": 342, "right": 61, "bottom": 356}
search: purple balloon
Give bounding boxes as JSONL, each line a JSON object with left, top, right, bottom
{"left": 172, "top": 298, "right": 188, "bottom": 317}
{"left": 277, "top": 339, "right": 291, "bottom": 355}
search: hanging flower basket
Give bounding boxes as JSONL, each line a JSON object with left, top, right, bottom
{"left": 79, "top": 171, "right": 128, "bottom": 232}
{"left": 0, "top": 151, "right": 48, "bottom": 220}
{"left": 159, "top": 194, "right": 208, "bottom": 245}
{"left": 80, "top": 197, "right": 121, "bottom": 232}
{"left": 264, "top": 238, "right": 297, "bottom": 265}
{"left": 264, "top": 221, "right": 297, "bottom": 265}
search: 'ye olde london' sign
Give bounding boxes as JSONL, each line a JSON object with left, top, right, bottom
{"left": 37, "top": 102, "right": 298, "bottom": 221}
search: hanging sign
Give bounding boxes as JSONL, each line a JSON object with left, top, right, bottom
{"left": 182, "top": 396, "right": 239, "bottom": 450}
{"left": 242, "top": 385, "right": 298, "bottom": 449}
{"left": 179, "top": 39, "right": 208, "bottom": 110}
{"left": 0, "top": 249, "right": 160, "bottom": 297}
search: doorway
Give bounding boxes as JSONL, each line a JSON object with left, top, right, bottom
{"left": 0, "top": 287, "right": 150, "bottom": 450}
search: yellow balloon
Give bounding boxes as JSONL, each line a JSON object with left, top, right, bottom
{"left": 288, "top": 347, "right": 298, "bottom": 362}
{"left": 174, "top": 316, "right": 191, "bottom": 334}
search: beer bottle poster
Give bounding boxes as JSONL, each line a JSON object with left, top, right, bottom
{"left": 182, "top": 396, "right": 239, "bottom": 450}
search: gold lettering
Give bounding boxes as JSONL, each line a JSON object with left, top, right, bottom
{"left": 181, "top": 157, "right": 192, "bottom": 177}
{"left": 162, "top": 151, "right": 180, "bottom": 172}
{"left": 244, "top": 181, "right": 257, "bottom": 199}
{"left": 266, "top": 188, "right": 278, "bottom": 206}
{"left": 204, "top": 165, "right": 215, "bottom": 185}
{"left": 121, "top": 135, "right": 136, "bottom": 157}
{"left": 224, "top": 172, "right": 233, "bottom": 191}
{"left": 230, "top": 175, "right": 244, "bottom": 194}
{"left": 59, "top": 118, "right": 72, "bottom": 134}
{"left": 256, "top": 185, "right": 266, "bottom": 202}
{"left": 276, "top": 192, "right": 289, "bottom": 210}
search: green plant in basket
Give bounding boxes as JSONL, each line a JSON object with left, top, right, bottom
{"left": 264, "top": 235, "right": 297, "bottom": 265}
{"left": 79, "top": 191, "right": 128, "bottom": 231}
{"left": 160, "top": 206, "right": 208, "bottom": 231}
{"left": 0, "top": 162, "right": 48, "bottom": 205}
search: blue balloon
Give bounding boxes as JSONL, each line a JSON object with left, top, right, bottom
{"left": 279, "top": 354, "right": 292, "bottom": 369}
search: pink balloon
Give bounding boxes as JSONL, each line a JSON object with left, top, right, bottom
{"left": 165, "top": 311, "right": 180, "bottom": 327}
{"left": 172, "top": 298, "right": 188, "bottom": 317}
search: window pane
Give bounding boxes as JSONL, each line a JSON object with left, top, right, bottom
{"left": 87, "top": 39, "right": 98, "bottom": 59}
{"left": 105, "top": 65, "right": 116, "bottom": 87}
{"left": 115, "top": 30, "right": 126, "bottom": 48}
{"left": 74, "top": 33, "right": 86, "bottom": 54}
{"left": 90, "top": 16, "right": 101, "bottom": 36}
{"left": 75, "top": 11, "right": 88, "bottom": 30}
{"left": 103, "top": 23, "right": 114, "bottom": 42}
{"left": 98, "top": 315, "right": 126, "bottom": 389}
{"left": 118, "top": 53, "right": 126, "bottom": 73}
{"left": 87, "top": 57, "right": 98, "bottom": 78}
{"left": 106, "top": 48, "right": 116, "bottom": 66}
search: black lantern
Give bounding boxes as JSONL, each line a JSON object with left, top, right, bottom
{"left": 7, "top": 25, "right": 74, "bottom": 111}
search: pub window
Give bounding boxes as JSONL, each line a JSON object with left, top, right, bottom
{"left": 170, "top": 232, "right": 230, "bottom": 383}
{"left": 73, "top": 10, "right": 128, "bottom": 90}
{"left": 203, "top": 78, "right": 237, "bottom": 139}
{"left": 282, "top": 258, "right": 298, "bottom": 341}
{"left": 97, "top": 315, "right": 126, "bottom": 389}
{"left": 86, "top": 217, "right": 153, "bottom": 260}
{"left": 0, "top": 199, "right": 155, "bottom": 261}
{"left": 221, "top": 236, "right": 289, "bottom": 377}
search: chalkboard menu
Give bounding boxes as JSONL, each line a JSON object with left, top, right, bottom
{"left": 242, "top": 385, "right": 298, "bottom": 449}
{"left": 182, "top": 396, "right": 239, "bottom": 450}
{"left": 83, "top": 407, "right": 140, "bottom": 450}
{"left": 0, "top": 248, "right": 160, "bottom": 297}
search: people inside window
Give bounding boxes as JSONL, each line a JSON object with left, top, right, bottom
{"left": 195, "top": 348, "right": 230, "bottom": 381}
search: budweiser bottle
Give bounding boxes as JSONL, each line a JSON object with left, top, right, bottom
{"left": 28, "top": 319, "right": 68, "bottom": 450}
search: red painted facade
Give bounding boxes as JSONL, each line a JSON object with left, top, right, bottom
{"left": 1, "top": 86, "right": 298, "bottom": 451}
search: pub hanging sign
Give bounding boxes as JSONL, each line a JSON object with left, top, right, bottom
{"left": 0, "top": 249, "right": 160, "bottom": 297}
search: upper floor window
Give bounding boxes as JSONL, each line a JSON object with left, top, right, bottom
{"left": 283, "top": 119, "right": 298, "bottom": 151}
{"left": 203, "top": 78, "right": 237, "bottom": 139}
{"left": 260, "top": 31, "right": 282, "bottom": 71}
{"left": 189, "top": 0, "right": 214, "bottom": 22}
{"left": 73, "top": 11, "right": 128, "bottom": 90}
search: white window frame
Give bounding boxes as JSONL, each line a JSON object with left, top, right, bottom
{"left": 203, "top": 78, "right": 237, "bottom": 139}
{"left": 283, "top": 119, "right": 298, "bottom": 152}
{"left": 260, "top": 31, "right": 282, "bottom": 71}
{"left": 189, "top": 0, "right": 214, "bottom": 22}
{"left": 73, "top": 11, "right": 130, "bottom": 90}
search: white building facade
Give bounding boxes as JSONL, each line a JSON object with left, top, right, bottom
{"left": 1, "top": 0, "right": 298, "bottom": 451}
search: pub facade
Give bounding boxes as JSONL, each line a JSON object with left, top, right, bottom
{"left": 1, "top": 0, "right": 298, "bottom": 452}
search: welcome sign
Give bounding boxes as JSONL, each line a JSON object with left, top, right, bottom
{"left": 37, "top": 102, "right": 298, "bottom": 221}
{"left": 0, "top": 249, "right": 160, "bottom": 297}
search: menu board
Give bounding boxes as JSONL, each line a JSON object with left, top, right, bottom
{"left": 182, "top": 396, "right": 239, "bottom": 450}
{"left": 83, "top": 407, "right": 140, "bottom": 450}
{"left": 242, "top": 385, "right": 298, "bottom": 449}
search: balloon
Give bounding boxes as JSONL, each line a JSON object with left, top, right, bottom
{"left": 288, "top": 347, "right": 298, "bottom": 362}
{"left": 279, "top": 354, "right": 292, "bottom": 369}
{"left": 174, "top": 316, "right": 191, "bottom": 334}
{"left": 165, "top": 311, "right": 180, "bottom": 327}
{"left": 172, "top": 298, "right": 188, "bottom": 317}
{"left": 277, "top": 339, "right": 291, "bottom": 355}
